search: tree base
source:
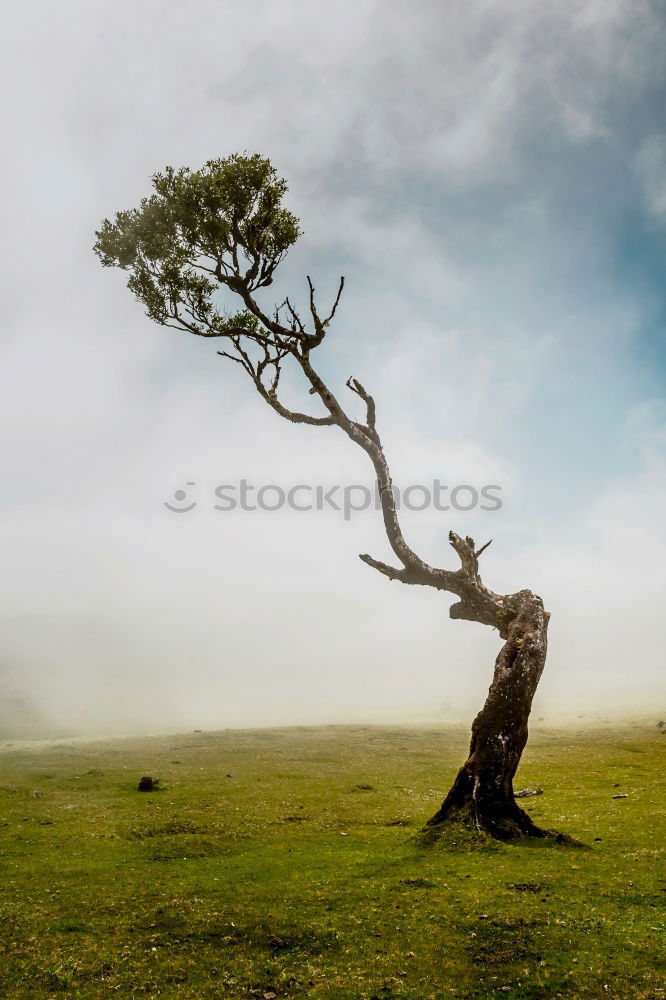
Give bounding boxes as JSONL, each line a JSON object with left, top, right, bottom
{"left": 423, "top": 800, "right": 549, "bottom": 841}
{"left": 419, "top": 799, "right": 577, "bottom": 846}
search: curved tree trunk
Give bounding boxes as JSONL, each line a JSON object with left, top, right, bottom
{"left": 427, "top": 590, "right": 549, "bottom": 838}
{"left": 285, "top": 355, "right": 557, "bottom": 840}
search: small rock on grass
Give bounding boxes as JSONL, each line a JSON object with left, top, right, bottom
{"left": 515, "top": 787, "right": 543, "bottom": 798}
{"left": 137, "top": 776, "right": 159, "bottom": 792}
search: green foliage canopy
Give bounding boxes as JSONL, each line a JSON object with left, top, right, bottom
{"left": 94, "top": 153, "right": 301, "bottom": 338}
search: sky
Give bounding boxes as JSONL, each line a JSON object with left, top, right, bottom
{"left": 1, "top": 0, "right": 665, "bottom": 736}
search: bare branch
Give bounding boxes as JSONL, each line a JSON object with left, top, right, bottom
{"left": 261, "top": 393, "right": 336, "bottom": 426}
{"left": 323, "top": 276, "right": 345, "bottom": 325}
{"left": 216, "top": 349, "right": 252, "bottom": 377}
{"left": 475, "top": 539, "right": 493, "bottom": 559}
{"left": 345, "top": 376, "right": 377, "bottom": 432}
{"left": 449, "top": 532, "right": 479, "bottom": 578}
{"left": 358, "top": 554, "right": 427, "bottom": 585}
{"left": 298, "top": 351, "right": 355, "bottom": 427}
{"left": 306, "top": 275, "right": 326, "bottom": 343}
{"left": 283, "top": 297, "right": 305, "bottom": 333}
{"left": 208, "top": 273, "right": 311, "bottom": 346}
{"left": 292, "top": 355, "right": 511, "bottom": 628}
{"left": 217, "top": 344, "right": 334, "bottom": 427}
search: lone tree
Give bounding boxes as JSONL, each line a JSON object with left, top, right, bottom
{"left": 95, "top": 153, "right": 554, "bottom": 840}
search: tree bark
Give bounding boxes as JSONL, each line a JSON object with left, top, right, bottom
{"left": 426, "top": 589, "right": 550, "bottom": 838}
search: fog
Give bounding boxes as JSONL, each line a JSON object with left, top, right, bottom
{"left": 1, "top": 1, "right": 665, "bottom": 737}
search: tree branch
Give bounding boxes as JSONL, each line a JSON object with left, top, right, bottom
{"left": 290, "top": 355, "right": 514, "bottom": 631}
{"left": 475, "top": 538, "right": 493, "bottom": 559}
{"left": 216, "top": 347, "right": 335, "bottom": 427}
{"left": 305, "top": 275, "right": 325, "bottom": 342}
{"left": 345, "top": 376, "right": 377, "bottom": 432}
{"left": 323, "top": 276, "right": 345, "bottom": 325}
{"left": 358, "top": 554, "right": 431, "bottom": 585}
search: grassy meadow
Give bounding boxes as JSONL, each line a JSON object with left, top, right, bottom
{"left": 0, "top": 721, "right": 663, "bottom": 999}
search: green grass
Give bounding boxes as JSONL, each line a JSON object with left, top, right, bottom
{"left": 0, "top": 722, "right": 663, "bottom": 999}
